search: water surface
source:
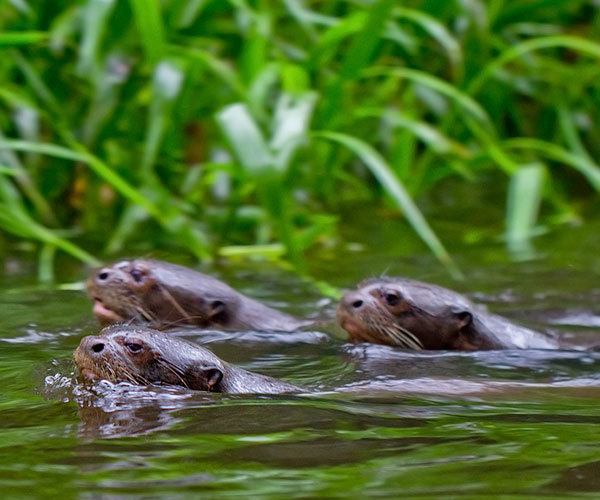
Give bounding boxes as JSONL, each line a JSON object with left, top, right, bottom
{"left": 0, "top": 212, "right": 599, "bottom": 497}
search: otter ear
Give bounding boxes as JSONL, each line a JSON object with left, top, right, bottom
{"left": 185, "top": 365, "right": 223, "bottom": 391}
{"left": 449, "top": 311, "right": 479, "bottom": 350}
{"left": 204, "top": 367, "right": 223, "bottom": 390}
{"left": 452, "top": 310, "right": 473, "bottom": 330}
{"left": 209, "top": 300, "right": 225, "bottom": 316}
{"left": 208, "top": 300, "right": 228, "bottom": 323}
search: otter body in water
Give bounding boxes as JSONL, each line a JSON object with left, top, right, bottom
{"left": 337, "top": 278, "right": 558, "bottom": 350}
{"left": 87, "top": 259, "right": 308, "bottom": 331}
{"left": 74, "top": 325, "right": 302, "bottom": 394}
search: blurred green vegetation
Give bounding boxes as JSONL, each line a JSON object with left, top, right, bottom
{"left": 0, "top": 0, "right": 599, "bottom": 279}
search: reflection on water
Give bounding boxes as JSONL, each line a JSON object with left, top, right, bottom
{"left": 0, "top": 214, "right": 599, "bottom": 496}
{"left": 74, "top": 383, "right": 194, "bottom": 440}
{"left": 40, "top": 344, "right": 600, "bottom": 443}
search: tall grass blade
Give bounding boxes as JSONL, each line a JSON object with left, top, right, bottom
{"left": 320, "top": 0, "right": 395, "bottom": 124}
{"left": 48, "top": 5, "right": 79, "bottom": 52}
{"left": 216, "top": 104, "right": 274, "bottom": 172}
{"left": 283, "top": 0, "right": 336, "bottom": 31}
{"left": 175, "top": 46, "right": 246, "bottom": 97}
{"left": 216, "top": 103, "right": 303, "bottom": 266}
{"left": 129, "top": 0, "right": 166, "bottom": 64}
{"left": 469, "top": 35, "right": 600, "bottom": 94}
{"left": 394, "top": 8, "right": 462, "bottom": 78}
{"left": 0, "top": 206, "right": 99, "bottom": 265}
{"left": 506, "top": 163, "right": 546, "bottom": 258}
{"left": 142, "top": 60, "right": 184, "bottom": 175}
{"left": 13, "top": 50, "right": 60, "bottom": 114}
{"left": 8, "top": 0, "right": 32, "bottom": 16}
{"left": 338, "top": 0, "right": 395, "bottom": 80}
{"left": 0, "top": 139, "right": 164, "bottom": 221}
{"left": 365, "top": 67, "right": 491, "bottom": 126}
{"left": 359, "top": 108, "right": 470, "bottom": 157}
{"left": 77, "top": 0, "right": 116, "bottom": 75}
{"left": 0, "top": 130, "right": 55, "bottom": 224}
{"left": 105, "top": 205, "right": 148, "bottom": 254}
{"left": 0, "top": 166, "right": 18, "bottom": 176}
{"left": 315, "top": 131, "right": 461, "bottom": 278}
{"left": 38, "top": 244, "right": 56, "bottom": 283}
{"left": 172, "top": 0, "right": 207, "bottom": 29}
{"left": 556, "top": 106, "right": 597, "bottom": 169}
{"left": 504, "top": 138, "right": 600, "bottom": 191}
{"left": 82, "top": 55, "right": 132, "bottom": 145}
{"left": 271, "top": 92, "right": 317, "bottom": 170}
{"left": 0, "top": 32, "right": 47, "bottom": 47}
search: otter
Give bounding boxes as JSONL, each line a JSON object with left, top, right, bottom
{"left": 74, "top": 325, "right": 302, "bottom": 394}
{"left": 87, "top": 259, "right": 308, "bottom": 331}
{"left": 337, "top": 277, "right": 558, "bottom": 350}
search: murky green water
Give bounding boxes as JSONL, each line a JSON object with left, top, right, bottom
{"left": 1, "top": 210, "right": 599, "bottom": 497}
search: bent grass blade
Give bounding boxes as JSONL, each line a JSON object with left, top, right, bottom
{"left": 314, "top": 131, "right": 461, "bottom": 278}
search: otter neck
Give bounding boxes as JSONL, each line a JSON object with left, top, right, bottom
{"left": 454, "top": 319, "right": 505, "bottom": 350}
{"left": 470, "top": 312, "right": 558, "bottom": 350}
{"left": 230, "top": 296, "right": 309, "bottom": 332}
{"left": 215, "top": 362, "right": 301, "bottom": 394}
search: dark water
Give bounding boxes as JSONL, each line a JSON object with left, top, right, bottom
{"left": 1, "top": 212, "right": 599, "bottom": 497}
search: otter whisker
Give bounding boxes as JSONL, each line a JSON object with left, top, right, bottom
{"left": 384, "top": 328, "right": 414, "bottom": 349}
{"left": 156, "top": 358, "right": 189, "bottom": 388}
{"left": 99, "top": 360, "right": 117, "bottom": 383}
{"left": 124, "top": 317, "right": 137, "bottom": 327}
{"left": 391, "top": 325, "right": 423, "bottom": 350}
{"left": 388, "top": 327, "right": 422, "bottom": 350}
{"left": 121, "top": 365, "right": 147, "bottom": 385}
{"left": 401, "top": 328, "right": 423, "bottom": 350}
{"left": 133, "top": 304, "right": 155, "bottom": 323}
{"left": 360, "top": 304, "right": 424, "bottom": 351}
{"left": 158, "top": 314, "right": 211, "bottom": 329}
{"left": 379, "top": 266, "right": 391, "bottom": 279}
{"left": 370, "top": 323, "right": 405, "bottom": 348}
{"left": 369, "top": 319, "right": 423, "bottom": 350}
{"left": 156, "top": 283, "right": 195, "bottom": 323}
{"left": 100, "top": 354, "right": 149, "bottom": 386}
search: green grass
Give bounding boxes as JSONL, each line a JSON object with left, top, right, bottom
{"left": 0, "top": 0, "right": 599, "bottom": 279}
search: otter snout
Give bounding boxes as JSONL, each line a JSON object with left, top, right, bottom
{"left": 337, "top": 290, "right": 373, "bottom": 341}
{"left": 339, "top": 291, "right": 367, "bottom": 311}
{"left": 89, "top": 260, "right": 132, "bottom": 289}
{"left": 337, "top": 290, "right": 376, "bottom": 320}
{"left": 74, "top": 335, "right": 112, "bottom": 381}
{"left": 94, "top": 268, "right": 112, "bottom": 284}
{"left": 86, "top": 265, "right": 128, "bottom": 324}
{"left": 78, "top": 335, "right": 108, "bottom": 358}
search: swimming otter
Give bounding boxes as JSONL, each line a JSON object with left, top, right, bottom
{"left": 337, "top": 278, "right": 558, "bottom": 350}
{"left": 74, "top": 325, "right": 302, "bottom": 394}
{"left": 87, "top": 259, "right": 308, "bottom": 331}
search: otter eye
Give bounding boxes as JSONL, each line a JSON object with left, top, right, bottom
{"left": 384, "top": 292, "right": 400, "bottom": 306}
{"left": 126, "top": 342, "right": 143, "bottom": 353}
{"left": 130, "top": 268, "right": 144, "bottom": 283}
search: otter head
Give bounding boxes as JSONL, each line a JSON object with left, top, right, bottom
{"left": 86, "top": 259, "right": 235, "bottom": 328}
{"left": 74, "top": 326, "right": 225, "bottom": 391}
{"left": 337, "top": 279, "right": 475, "bottom": 350}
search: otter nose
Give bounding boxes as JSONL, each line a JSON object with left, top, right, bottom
{"left": 91, "top": 342, "right": 105, "bottom": 353}
{"left": 342, "top": 291, "right": 365, "bottom": 310}
{"left": 81, "top": 335, "right": 107, "bottom": 356}
{"left": 96, "top": 268, "right": 111, "bottom": 283}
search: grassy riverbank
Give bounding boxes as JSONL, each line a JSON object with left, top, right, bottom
{"left": 0, "top": 1, "right": 599, "bottom": 279}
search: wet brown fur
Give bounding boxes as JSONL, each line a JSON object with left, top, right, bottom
{"left": 74, "top": 325, "right": 302, "bottom": 394}
{"left": 337, "top": 278, "right": 557, "bottom": 351}
{"left": 87, "top": 259, "right": 308, "bottom": 332}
